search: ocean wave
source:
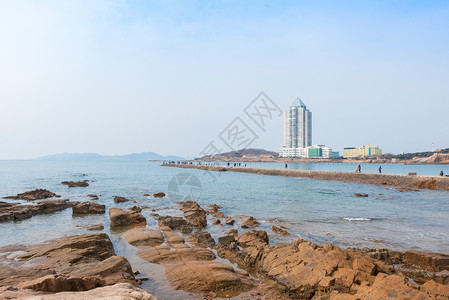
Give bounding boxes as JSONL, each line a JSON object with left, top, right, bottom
{"left": 342, "top": 217, "right": 371, "bottom": 221}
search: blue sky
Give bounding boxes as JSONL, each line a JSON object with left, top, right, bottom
{"left": 0, "top": 1, "right": 448, "bottom": 159}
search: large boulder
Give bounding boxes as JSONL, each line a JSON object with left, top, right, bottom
{"left": 178, "top": 201, "right": 207, "bottom": 228}
{"left": 3, "top": 189, "right": 59, "bottom": 201}
{"left": 72, "top": 202, "right": 105, "bottom": 214}
{"left": 109, "top": 208, "right": 146, "bottom": 227}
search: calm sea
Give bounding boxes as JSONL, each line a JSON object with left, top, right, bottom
{"left": 1, "top": 160, "right": 448, "bottom": 297}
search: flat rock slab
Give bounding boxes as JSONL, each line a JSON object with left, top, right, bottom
{"left": 0, "top": 283, "right": 157, "bottom": 300}
{"left": 109, "top": 208, "right": 146, "bottom": 227}
{"left": 122, "top": 227, "right": 164, "bottom": 246}
{"left": 0, "top": 200, "right": 73, "bottom": 223}
{"left": 2, "top": 189, "right": 60, "bottom": 201}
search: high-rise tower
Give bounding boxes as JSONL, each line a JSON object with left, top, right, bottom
{"left": 283, "top": 97, "right": 312, "bottom": 148}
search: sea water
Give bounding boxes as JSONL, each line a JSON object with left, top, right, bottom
{"left": 0, "top": 160, "right": 448, "bottom": 296}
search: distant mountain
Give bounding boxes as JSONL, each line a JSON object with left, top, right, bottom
{"left": 35, "top": 152, "right": 184, "bottom": 161}
{"left": 198, "top": 148, "right": 278, "bottom": 159}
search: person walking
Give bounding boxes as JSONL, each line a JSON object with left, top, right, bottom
{"left": 440, "top": 171, "right": 444, "bottom": 176}
{"left": 378, "top": 166, "right": 382, "bottom": 174}
{"left": 285, "top": 163, "right": 288, "bottom": 169}
{"left": 357, "top": 165, "right": 362, "bottom": 173}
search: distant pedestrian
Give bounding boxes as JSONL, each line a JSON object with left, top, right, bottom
{"left": 285, "top": 163, "right": 288, "bottom": 169}
{"left": 440, "top": 171, "right": 444, "bottom": 176}
{"left": 378, "top": 166, "right": 382, "bottom": 174}
{"left": 357, "top": 165, "right": 361, "bottom": 173}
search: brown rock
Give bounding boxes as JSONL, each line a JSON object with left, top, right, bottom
{"left": 272, "top": 225, "right": 290, "bottom": 236}
{"left": 237, "top": 230, "right": 269, "bottom": 247}
{"left": 395, "top": 187, "right": 420, "bottom": 192}
{"left": 211, "top": 219, "right": 221, "bottom": 225}
{"left": 213, "top": 212, "right": 224, "bottom": 218}
{"left": 188, "top": 231, "right": 215, "bottom": 248}
{"left": 165, "top": 261, "right": 254, "bottom": 297}
{"left": 158, "top": 216, "right": 193, "bottom": 233}
{"left": 421, "top": 280, "right": 449, "bottom": 299}
{"left": 72, "top": 202, "right": 105, "bottom": 214}
{"left": 178, "top": 201, "right": 207, "bottom": 228}
{"left": 354, "top": 193, "right": 368, "bottom": 197}
{"left": 137, "top": 245, "right": 216, "bottom": 264}
{"left": 0, "top": 233, "right": 135, "bottom": 291}
{"left": 153, "top": 192, "right": 166, "bottom": 198}
{"left": 3, "top": 189, "right": 59, "bottom": 201}
{"left": 0, "top": 200, "right": 73, "bottom": 223}
{"left": 113, "top": 196, "right": 129, "bottom": 203}
{"left": 225, "top": 229, "right": 238, "bottom": 236}
{"left": 205, "top": 204, "right": 222, "bottom": 214}
{"left": 241, "top": 216, "right": 260, "bottom": 228}
{"left": 62, "top": 181, "right": 89, "bottom": 188}
{"left": 109, "top": 208, "right": 146, "bottom": 227}
{"left": 224, "top": 217, "right": 235, "bottom": 225}
{"left": 217, "top": 235, "right": 236, "bottom": 249}
{"left": 122, "top": 227, "right": 164, "bottom": 246}
{"left": 17, "top": 274, "right": 104, "bottom": 292}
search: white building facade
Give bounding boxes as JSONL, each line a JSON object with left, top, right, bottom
{"left": 279, "top": 98, "right": 332, "bottom": 158}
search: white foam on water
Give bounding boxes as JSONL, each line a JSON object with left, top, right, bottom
{"left": 342, "top": 217, "right": 371, "bottom": 221}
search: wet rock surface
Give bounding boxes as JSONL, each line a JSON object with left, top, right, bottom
{"left": 114, "top": 196, "right": 130, "bottom": 203}
{"left": 240, "top": 216, "right": 260, "bottom": 228}
{"left": 153, "top": 192, "right": 165, "bottom": 198}
{"left": 0, "top": 199, "right": 73, "bottom": 222}
{"left": 62, "top": 180, "right": 89, "bottom": 187}
{"left": 123, "top": 227, "right": 165, "bottom": 246}
{"left": 2, "top": 189, "right": 60, "bottom": 201}
{"left": 72, "top": 202, "right": 105, "bottom": 214}
{"left": 272, "top": 225, "right": 290, "bottom": 236}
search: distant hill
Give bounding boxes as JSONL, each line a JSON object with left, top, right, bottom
{"left": 35, "top": 152, "right": 184, "bottom": 161}
{"left": 198, "top": 148, "right": 278, "bottom": 159}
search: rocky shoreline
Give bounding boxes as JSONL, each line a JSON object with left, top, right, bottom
{"left": 1, "top": 184, "right": 449, "bottom": 299}
{"left": 164, "top": 164, "right": 449, "bottom": 191}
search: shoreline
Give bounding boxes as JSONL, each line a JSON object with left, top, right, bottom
{"left": 164, "top": 163, "right": 449, "bottom": 191}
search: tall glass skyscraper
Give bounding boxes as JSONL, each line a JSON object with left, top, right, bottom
{"left": 284, "top": 97, "right": 312, "bottom": 148}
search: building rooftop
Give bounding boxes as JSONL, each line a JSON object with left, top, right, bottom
{"left": 290, "top": 97, "right": 306, "bottom": 108}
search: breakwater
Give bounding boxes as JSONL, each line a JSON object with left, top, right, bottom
{"left": 164, "top": 164, "right": 449, "bottom": 191}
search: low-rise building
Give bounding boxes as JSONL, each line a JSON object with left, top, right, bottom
{"left": 279, "top": 145, "right": 332, "bottom": 158}
{"left": 343, "top": 144, "right": 382, "bottom": 158}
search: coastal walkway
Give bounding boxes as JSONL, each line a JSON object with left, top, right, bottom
{"left": 164, "top": 164, "right": 449, "bottom": 191}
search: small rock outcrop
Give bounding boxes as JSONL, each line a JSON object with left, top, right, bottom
{"left": 272, "top": 225, "right": 290, "bottom": 236}
{"left": 354, "top": 193, "right": 369, "bottom": 197}
{"left": 109, "top": 208, "right": 146, "bottom": 227}
{"left": 153, "top": 192, "right": 165, "bottom": 198}
{"left": 113, "top": 196, "right": 129, "bottom": 203}
{"left": 240, "top": 216, "right": 260, "bottom": 228}
{"left": 158, "top": 216, "right": 193, "bottom": 233}
{"left": 237, "top": 230, "right": 269, "bottom": 247}
{"left": 62, "top": 181, "right": 89, "bottom": 187}
{"left": 3, "top": 189, "right": 59, "bottom": 201}
{"left": 72, "top": 202, "right": 105, "bottom": 214}
{"left": 178, "top": 201, "right": 207, "bottom": 228}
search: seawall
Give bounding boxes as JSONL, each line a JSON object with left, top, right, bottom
{"left": 163, "top": 164, "right": 449, "bottom": 191}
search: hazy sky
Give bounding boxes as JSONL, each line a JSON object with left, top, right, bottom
{"left": 1, "top": 1, "right": 448, "bottom": 159}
